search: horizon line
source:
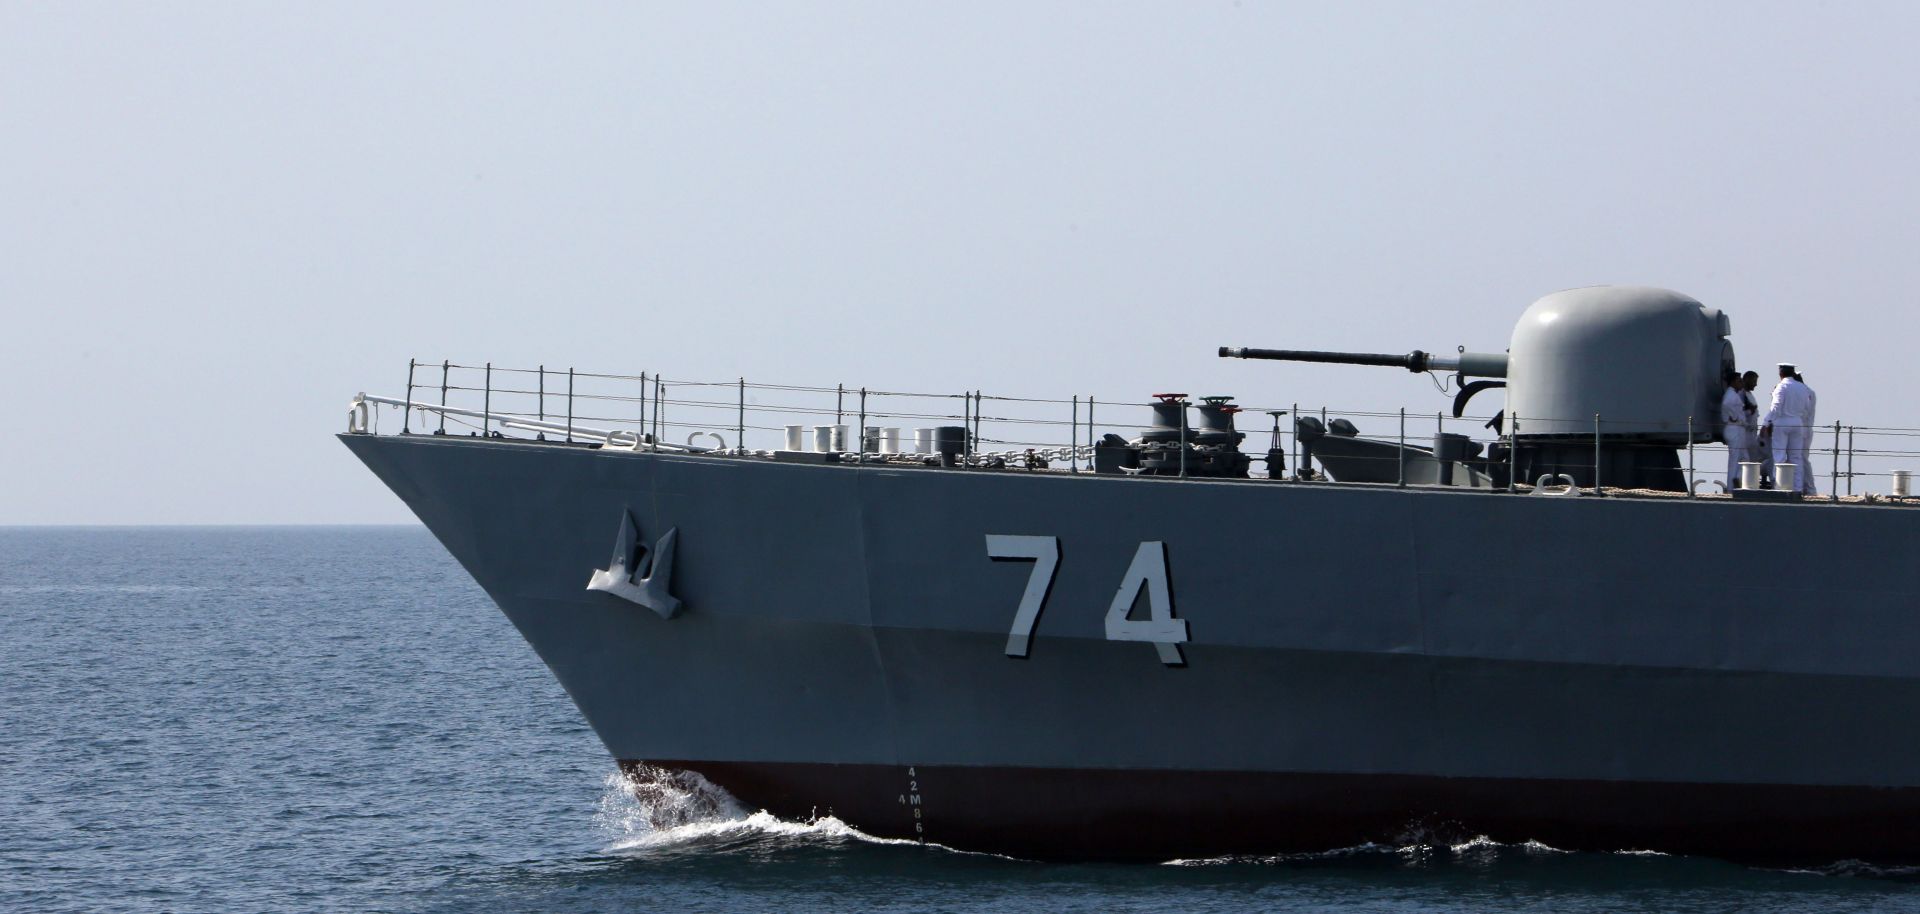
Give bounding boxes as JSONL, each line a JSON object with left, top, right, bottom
{"left": 0, "top": 522, "right": 426, "bottom": 529}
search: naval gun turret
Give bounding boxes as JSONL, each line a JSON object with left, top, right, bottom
{"left": 1221, "top": 286, "right": 1735, "bottom": 491}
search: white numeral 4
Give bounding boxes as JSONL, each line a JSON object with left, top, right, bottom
{"left": 1105, "top": 541, "right": 1187, "bottom": 665}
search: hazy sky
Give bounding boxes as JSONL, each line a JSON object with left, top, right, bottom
{"left": 4, "top": 1, "right": 1916, "bottom": 524}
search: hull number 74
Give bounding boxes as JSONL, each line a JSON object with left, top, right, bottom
{"left": 985, "top": 535, "right": 1188, "bottom": 665}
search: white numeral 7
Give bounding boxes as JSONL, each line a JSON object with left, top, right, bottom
{"left": 984, "top": 534, "right": 1059, "bottom": 658}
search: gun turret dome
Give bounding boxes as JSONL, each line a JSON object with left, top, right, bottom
{"left": 1505, "top": 286, "right": 1733, "bottom": 443}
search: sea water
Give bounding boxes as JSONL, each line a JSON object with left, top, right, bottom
{"left": 4, "top": 526, "right": 1918, "bottom": 913}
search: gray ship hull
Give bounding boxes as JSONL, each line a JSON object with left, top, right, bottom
{"left": 342, "top": 432, "right": 1920, "bottom": 862}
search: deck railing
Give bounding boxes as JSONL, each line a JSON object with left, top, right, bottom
{"left": 344, "top": 359, "right": 1920, "bottom": 502}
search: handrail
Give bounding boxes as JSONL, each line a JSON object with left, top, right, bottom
{"left": 355, "top": 395, "right": 719, "bottom": 454}
{"left": 352, "top": 360, "right": 1920, "bottom": 500}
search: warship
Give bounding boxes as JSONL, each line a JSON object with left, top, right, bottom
{"left": 342, "top": 285, "right": 1920, "bottom": 863}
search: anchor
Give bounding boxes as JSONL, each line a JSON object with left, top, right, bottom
{"left": 586, "top": 510, "right": 684, "bottom": 619}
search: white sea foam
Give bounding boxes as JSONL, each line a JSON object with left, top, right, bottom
{"left": 595, "top": 767, "right": 980, "bottom": 856}
{"left": 595, "top": 766, "right": 745, "bottom": 840}
{"left": 1447, "top": 835, "right": 1503, "bottom": 853}
{"left": 1163, "top": 843, "right": 1397, "bottom": 866}
{"left": 606, "top": 808, "right": 934, "bottom": 852}
{"left": 1164, "top": 836, "right": 1573, "bottom": 867}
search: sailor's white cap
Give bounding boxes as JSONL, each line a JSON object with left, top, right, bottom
{"left": 1778, "top": 362, "right": 1797, "bottom": 370}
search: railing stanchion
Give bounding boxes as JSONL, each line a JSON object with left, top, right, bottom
{"left": 1088, "top": 397, "right": 1095, "bottom": 460}
{"left": 1291, "top": 402, "right": 1299, "bottom": 480}
{"left": 1594, "top": 413, "right": 1603, "bottom": 495}
{"left": 973, "top": 391, "right": 983, "bottom": 465}
{"left": 961, "top": 391, "right": 970, "bottom": 467}
{"left": 738, "top": 377, "right": 746, "bottom": 455}
{"left": 1833, "top": 421, "right": 1842, "bottom": 502}
{"left": 1071, "top": 396, "right": 1079, "bottom": 474}
{"left": 1178, "top": 397, "right": 1189, "bottom": 479}
{"left": 1687, "top": 416, "right": 1695, "bottom": 497}
{"left": 1398, "top": 408, "right": 1406, "bottom": 487}
{"left": 837, "top": 385, "right": 844, "bottom": 424}
{"left": 640, "top": 372, "right": 648, "bottom": 442}
{"left": 1847, "top": 425, "right": 1856, "bottom": 496}
{"left": 566, "top": 368, "right": 574, "bottom": 444}
{"left": 536, "top": 365, "right": 545, "bottom": 440}
{"left": 483, "top": 362, "right": 492, "bottom": 437}
{"left": 654, "top": 378, "right": 664, "bottom": 451}
{"left": 1508, "top": 415, "right": 1517, "bottom": 493}
{"left": 403, "top": 359, "right": 415, "bottom": 434}
{"left": 858, "top": 388, "right": 868, "bottom": 464}
{"left": 438, "top": 359, "right": 449, "bottom": 435}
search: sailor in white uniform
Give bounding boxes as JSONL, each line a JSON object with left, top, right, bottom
{"left": 1720, "top": 374, "right": 1750, "bottom": 488}
{"left": 1761, "top": 363, "right": 1817, "bottom": 495}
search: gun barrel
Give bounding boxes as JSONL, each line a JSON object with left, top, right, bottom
{"left": 1218, "top": 347, "right": 1429, "bottom": 371}
{"left": 1218, "top": 347, "right": 1509, "bottom": 378}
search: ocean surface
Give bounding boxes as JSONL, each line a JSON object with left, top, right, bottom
{"left": 5, "top": 526, "right": 1920, "bottom": 914}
